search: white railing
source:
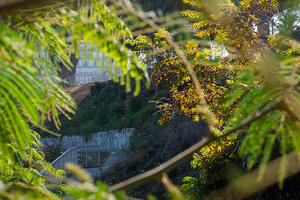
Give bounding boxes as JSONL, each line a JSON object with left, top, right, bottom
{"left": 51, "top": 146, "right": 79, "bottom": 171}
{"left": 50, "top": 146, "right": 118, "bottom": 171}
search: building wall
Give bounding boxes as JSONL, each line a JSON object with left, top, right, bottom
{"left": 75, "top": 43, "right": 123, "bottom": 84}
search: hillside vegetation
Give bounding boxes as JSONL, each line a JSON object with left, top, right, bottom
{"left": 43, "top": 78, "right": 165, "bottom": 136}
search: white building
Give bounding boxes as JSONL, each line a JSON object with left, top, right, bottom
{"left": 75, "top": 43, "right": 122, "bottom": 84}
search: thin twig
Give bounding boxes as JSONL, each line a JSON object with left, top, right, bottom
{"left": 120, "top": 0, "right": 218, "bottom": 135}
{"left": 161, "top": 173, "right": 184, "bottom": 200}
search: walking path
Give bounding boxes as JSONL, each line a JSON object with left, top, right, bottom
{"left": 86, "top": 150, "right": 128, "bottom": 177}
{"left": 101, "top": 150, "right": 128, "bottom": 172}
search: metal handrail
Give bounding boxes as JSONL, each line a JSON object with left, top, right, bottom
{"left": 50, "top": 146, "right": 120, "bottom": 171}
{"left": 51, "top": 146, "right": 80, "bottom": 167}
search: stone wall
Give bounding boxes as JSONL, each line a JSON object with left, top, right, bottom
{"left": 41, "top": 128, "right": 134, "bottom": 150}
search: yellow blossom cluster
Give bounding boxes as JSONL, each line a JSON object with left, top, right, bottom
{"left": 183, "top": 0, "right": 280, "bottom": 63}
{"left": 152, "top": 40, "right": 235, "bottom": 126}
{"left": 190, "top": 137, "right": 237, "bottom": 183}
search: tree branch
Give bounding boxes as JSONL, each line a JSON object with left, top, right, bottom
{"left": 209, "top": 151, "right": 300, "bottom": 200}
{"left": 0, "top": 0, "right": 78, "bottom": 13}
{"left": 109, "top": 100, "right": 281, "bottom": 192}
{"left": 0, "top": 0, "right": 27, "bottom": 8}
{"left": 109, "top": 137, "right": 210, "bottom": 192}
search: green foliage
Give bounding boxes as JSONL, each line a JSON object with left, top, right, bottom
{"left": 2, "top": 0, "right": 300, "bottom": 199}
{"left": 44, "top": 81, "right": 162, "bottom": 137}
{"left": 223, "top": 59, "right": 300, "bottom": 181}
{"left": 0, "top": 0, "right": 150, "bottom": 199}
{"left": 0, "top": 0, "right": 149, "bottom": 158}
